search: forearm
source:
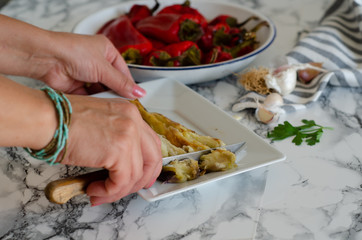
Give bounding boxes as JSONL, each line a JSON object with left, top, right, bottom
{"left": 0, "top": 14, "right": 58, "bottom": 79}
{"left": 0, "top": 75, "right": 57, "bottom": 149}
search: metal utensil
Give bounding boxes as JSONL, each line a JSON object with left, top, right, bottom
{"left": 44, "top": 142, "right": 246, "bottom": 204}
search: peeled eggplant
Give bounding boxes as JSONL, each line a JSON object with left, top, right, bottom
{"left": 158, "top": 159, "right": 200, "bottom": 183}
{"left": 199, "top": 149, "right": 237, "bottom": 173}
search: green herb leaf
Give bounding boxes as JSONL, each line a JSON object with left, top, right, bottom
{"left": 267, "top": 119, "right": 333, "bottom": 146}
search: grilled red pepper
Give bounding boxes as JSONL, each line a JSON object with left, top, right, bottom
{"left": 143, "top": 50, "right": 175, "bottom": 66}
{"left": 202, "top": 46, "right": 233, "bottom": 64}
{"left": 209, "top": 15, "right": 260, "bottom": 28}
{"left": 162, "top": 41, "right": 201, "bottom": 66}
{"left": 198, "top": 23, "right": 231, "bottom": 51}
{"left": 148, "top": 37, "right": 166, "bottom": 50}
{"left": 99, "top": 15, "right": 152, "bottom": 64}
{"left": 127, "top": 0, "right": 159, "bottom": 25}
{"left": 229, "top": 39, "right": 256, "bottom": 58}
{"left": 157, "top": 0, "right": 208, "bottom": 28}
{"left": 229, "top": 20, "right": 269, "bottom": 47}
{"left": 96, "top": 18, "right": 116, "bottom": 34}
{"left": 136, "top": 13, "right": 205, "bottom": 44}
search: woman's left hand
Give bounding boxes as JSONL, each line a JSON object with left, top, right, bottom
{"left": 40, "top": 32, "right": 145, "bottom": 98}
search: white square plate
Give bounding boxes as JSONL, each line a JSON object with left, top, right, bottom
{"left": 95, "top": 79, "right": 286, "bottom": 202}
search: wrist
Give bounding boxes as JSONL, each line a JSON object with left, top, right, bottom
{"left": 25, "top": 87, "right": 72, "bottom": 165}
{"left": 31, "top": 89, "right": 59, "bottom": 150}
{"left": 0, "top": 77, "right": 58, "bottom": 149}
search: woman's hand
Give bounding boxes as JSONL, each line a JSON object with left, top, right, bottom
{"left": 41, "top": 32, "right": 145, "bottom": 98}
{"left": 0, "top": 14, "right": 143, "bottom": 98}
{"left": 63, "top": 95, "right": 162, "bottom": 205}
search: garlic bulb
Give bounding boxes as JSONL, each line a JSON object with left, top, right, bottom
{"left": 264, "top": 63, "right": 327, "bottom": 96}
{"left": 264, "top": 67, "right": 297, "bottom": 96}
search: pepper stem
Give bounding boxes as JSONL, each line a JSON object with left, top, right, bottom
{"left": 121, "top": 48, "right": 143, "bottom": 64}
{"left": 182, "top": 0, "right": 191, "bottom": 7}
{"left": 179, "top": 45, "right": 201, "bottom": 66}
{"left": 251, "top": 20, "right": 269, "bottom": 32}
{"left": 150, "top": 0, "right": 160, "bottom": 14}
{"left": 236, "top": 16, "right": 260, "bottom": 28}
{"left": 179, "top": 19, "right": 203, "bottom": 42}
{"left": 229, "top": 39, "right": 255, "bottom": 58}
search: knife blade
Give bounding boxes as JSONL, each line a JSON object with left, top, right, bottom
{"left": 44, "top": 141, "right": 246, "bottom": 204}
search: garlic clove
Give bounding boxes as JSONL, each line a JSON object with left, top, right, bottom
{"left": 263, "top": 93, "right": 284, "bottom": 110}
{"left": 297, "top": 62, "right": 323, "bottom": 83}
{"left": 255, "top": 105, "right": 275, "bottom": 124}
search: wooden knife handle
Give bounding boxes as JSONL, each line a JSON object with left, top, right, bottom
{"left": 44, "top": 170, "right": 108, "bottom": 204}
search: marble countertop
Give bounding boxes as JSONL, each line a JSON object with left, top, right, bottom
{"left": 1, "top": 0, "right": 361, "bottom": 239}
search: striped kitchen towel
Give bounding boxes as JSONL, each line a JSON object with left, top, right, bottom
{"left": 233, "top": 0, "right": 362, "bottom": 114}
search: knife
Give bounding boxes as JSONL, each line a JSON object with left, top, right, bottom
{"left": 44, "top": 142, "right": 246, "bottom": 204}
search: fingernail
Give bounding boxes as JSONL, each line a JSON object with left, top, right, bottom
{"left": 90, "top": 201, "right": 103, "bottom": 207}
{"left": 132, "top": 85, "right": 146, "bottom": 98}
{"left": 91, "top": 203, "right": 101, "bottom": 207}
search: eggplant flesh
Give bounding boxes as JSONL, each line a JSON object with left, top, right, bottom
{"left": 158, "top": 158, "right": 200, "bottom": 183}
{"left": 199, "top": 149, "right": 237, "bottom": 173}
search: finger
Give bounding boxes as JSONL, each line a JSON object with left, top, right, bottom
{"left": 138, "top": 122, "right": 163, "bottom": 188}
{"left": 89, "top": 193, "right": 132, "bottom": 206}
{"left": 100, "top": 56, "right": 146, "bottom": 99}
{"left": 111, "top": 52, "right": 134, "bottom": 81}
{"left": 86, "top": 173, "right": 132, "bottom": 199}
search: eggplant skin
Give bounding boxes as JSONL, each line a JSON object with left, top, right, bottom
{"left": 158, "top": 159, "right": 200, "bottom": 183}
{"left": 199, "top": 149, "right": 237, "bottom": 172}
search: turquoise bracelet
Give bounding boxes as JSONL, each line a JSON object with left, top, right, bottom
{"left": 24, "top": 87, "right": 72, "bottom": 165}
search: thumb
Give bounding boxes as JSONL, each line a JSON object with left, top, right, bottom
{"left": 100, "top": 55, "right": 146, "bottom": 99}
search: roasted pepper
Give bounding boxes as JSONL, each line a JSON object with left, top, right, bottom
{"left": 127, "top": 0, "right": 159, "bottom": 25}
{"left": 99, "top": 15, "right": 152, "bottom": 64}
{"left": 157, "top": 0, "right": 208, "bottom": 28}
{"left": 202, "top": 46, "right": 233, "bottom": 64}
{"left": 209, "top": 15, "right": 260, "bottom": 28}
{"left": 162, "top": 41, "right": 202, "bottom": 66}
{"left": 198, "top": 23, "right": 231, "bottom": 51}
{"left": 229, "top": 20, "right": 269, "bottom": 47}
{"left": 136, "top": 13, "right": 205, "bottom": 44}
{"left": 143, "top": 50, "right": 175, "bottom": 66}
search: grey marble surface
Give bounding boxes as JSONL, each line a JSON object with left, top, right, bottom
{"left": 1, "top": 0, "right": 361, "bottom": 239}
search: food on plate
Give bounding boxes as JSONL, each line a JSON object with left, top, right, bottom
{"left": 97, "top": 0, "right": 268, "bottom": 67}
{"left": 158, "top": 158, "right": 200, "bottom": 183}
{"left": 199, "top": 149, "right": 236, "bottom": 172}
{"left": 130, "top": 99, "right": 238, "bottom": 183}
{"left": 130, "top": 99, "right": 225, "bottom": 153}
{"left": 159, "top": 134, "right": 186, "bottom": 157}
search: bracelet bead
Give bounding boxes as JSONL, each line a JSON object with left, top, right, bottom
{"left": 24, "top": 87, "right": 72, "bottom": 165}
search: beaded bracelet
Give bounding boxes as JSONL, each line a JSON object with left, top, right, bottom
{"left": 24, "top": 87, "right": 72, "bottom": 165}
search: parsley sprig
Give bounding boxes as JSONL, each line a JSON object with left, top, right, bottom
{"left": 267, "top": 119, "right": 333, "bottom": 146}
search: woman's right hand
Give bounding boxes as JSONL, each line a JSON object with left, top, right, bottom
{"left": 62, "top": 95, "right": 163, "bottom": 206}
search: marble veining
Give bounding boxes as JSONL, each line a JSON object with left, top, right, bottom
{"left": 1, "top": 0, "right": 361, "bottom": 239}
